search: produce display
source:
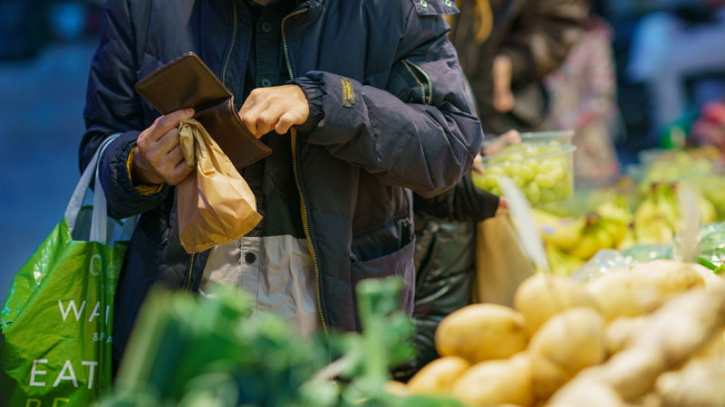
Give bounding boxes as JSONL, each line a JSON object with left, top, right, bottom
{"left": 534, "top": 181, "right": 718, "bottom": 276}
{"left": 97, "top": 145, "right": 725, "bottom": 407}
{"left": 473, "top": 142, "right": 575, "bottom": 206}
{"left": 402, "top": 262, "right": 725, "bottom": 407}
{"left": 99, "top": 278, "right": 462, "bottom": 407}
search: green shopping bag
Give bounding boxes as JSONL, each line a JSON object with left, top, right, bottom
{"left": 0, "top": 136, "right": 134, "bottom": 406}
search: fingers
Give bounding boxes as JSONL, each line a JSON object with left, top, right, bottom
{"left": 156, "top": 127, "right": 181, "bottom": 155}
{"left": 168, "top": 160, "right": 194, "bottom": 186}
{"left": 150, "top": 108, "right": 194, "bottom": 141}
{"left": 501, "top": 129, "right": 522, "bottom": 145}
{"left": 472, "top": 154, "right": 485, "bottom": 174}
{"left": 275, "top": 111, "right": 303, "bottom": 135}
{"left": 154, "top": 145, "right": 189, "bottom": 185}
{"left": 239, "top": 85, "right": 310, "bottom": 138}
{"left": 495, "top": 197, "right": 510, "bottom": 217}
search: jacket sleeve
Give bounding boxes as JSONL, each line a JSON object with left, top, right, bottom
{"left": 500, "top": 0, "right": 590, "bottom": 87}
{"left": 79, "top": 0, "right": 169, "bottom": 220}
{"left": 414, "top": 172, "right": 500, "bottom": 223}
{"left": 293, "top": 5, "right": 484, "bottom": 199}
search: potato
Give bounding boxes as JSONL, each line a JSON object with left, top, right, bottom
{"left": 514, "top": 274, "right": 601, "bottom": 335}
{"left": 629, "top": 260, "right": 705, "bottom": 296}
{"left": 407, "top": 356, "right": 470, "bottom": 396}
{"left": 452, "top": 353, "right": 534, "bottom": 407}
{"left": 548, "top": 376, "right": 626, "bottom": 407}
{"left": 435, "top": 304, "right": 528, "bottom": 363}
{"left": 529, "top": 308, "right": 606, "bottom": 399}
{"left": 588, "top": 272, "right": 663, "bottom": 321}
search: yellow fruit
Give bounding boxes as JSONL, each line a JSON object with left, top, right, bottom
{"left": 529, "top": 308, "right": 606, "bottom": 400}
{"left": 542, "top": 216, "right": 586, "bottom": 252}
{"left": 452, "top": 353, "right": 535, "bottom": 407}
{"left": 435, "top": 304, "right": 528, "bottom": 363}
{"left": 514, "top": 274, "right": 601, "bottom": 335}
{"left": 407, "top": 356, "right": 470, "bottom": 396}
{"left": 569, "top": 235, "right": 601, "bottom": 260}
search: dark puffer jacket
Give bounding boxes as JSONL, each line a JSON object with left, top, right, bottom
{"left": 80, "top": 0, "right": 483, "bottom": 362}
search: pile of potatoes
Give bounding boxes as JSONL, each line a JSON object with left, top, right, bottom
{"left": 399, "top": 260, "right": 725, "bottom": 407}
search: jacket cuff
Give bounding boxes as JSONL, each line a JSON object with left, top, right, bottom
{"left": 291, "top": 76, "right": 325, "bottom": 135}
{"left": 456, "top": 173, "right": 500, "bottom": 221}
{"left": 126, "top": 146, "right": 164, "bottom": 196}
{"left": 102, "top": 131, "right": 168, "bottom": 203}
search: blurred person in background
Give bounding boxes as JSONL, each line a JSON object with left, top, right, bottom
{"left": 544, "top": 10, "right": 622, "bottom": 185}
{"left": 404, "top": 0, "right": 589, "bottom": 380}
{"left": 447, "top": 0, "right": 590, "bottom": 135}
{"left": 627, "top": 0, "right": 725, "bottom": 132}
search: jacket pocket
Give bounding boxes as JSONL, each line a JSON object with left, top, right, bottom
{"left": 350, "top": 237, "right": 416, "bottom": 326}
{"left": 351, "top": 216, "right": 414, "bottom": 263}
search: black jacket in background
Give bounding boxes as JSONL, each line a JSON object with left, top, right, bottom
{"left": 450, "top": 0, "right": 590, "bottom": 134}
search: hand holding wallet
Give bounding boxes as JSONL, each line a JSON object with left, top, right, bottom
{"left": 135, "top": 52, "right": 272, "bottom": 170}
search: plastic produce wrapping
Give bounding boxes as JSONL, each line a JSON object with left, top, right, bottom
{"left": 176, "top": 119, "right": 261, "bottom": 253}
{"left": 0, "top": 136, "right": 132, "bottom": 406}
{"left": 697, "top": 222, "right": 725, "bottom": 267}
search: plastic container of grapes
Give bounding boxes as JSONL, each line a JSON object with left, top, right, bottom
{"left": 474, "top": 143, "right": 576, "bottom": 206}
{"left": 519, "top": 130, "right": 574, "bottom": 145}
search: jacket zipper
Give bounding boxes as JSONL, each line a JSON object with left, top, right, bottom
{"left": 281, "top": 8, "right": 309, "bottom": 80}
{"left": 290, "top": 130, "right": 329, "bottom": 339}
{"left": 221, "top": 3, "right": 239, "bottom": 86}
{"left": 282, "top": 8, "right": 329, "bottom": 338}
{"left": 403, "top": 59, "right": 433, "bottom": 105}
{"left": 185, "top": 253, "right": 196, "bottom": 291}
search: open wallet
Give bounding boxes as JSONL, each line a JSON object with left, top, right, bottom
{"left": 135, "top": 52, "right": 272, "bottom": 170}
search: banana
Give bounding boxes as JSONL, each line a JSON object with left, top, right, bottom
{"left": 617, "top": 223, "right": 636, "bottom": 251}
{"left": 533, "top": 210, "right": 586, "bottom": 252}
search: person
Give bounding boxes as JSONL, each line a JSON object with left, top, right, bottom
{"left": 79, "top": 0, "right": 484, "bottom": 365}
{"left": 401, "top": 0, "right": 589, "bottom": 378}
{"left": 447, "top": 0, "right": 590, "bottom": 134}
{"left": 543, "top": 14, "right": 621, "bottom": 185}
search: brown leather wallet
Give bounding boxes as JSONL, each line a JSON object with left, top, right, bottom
{"left": 135, "top": 52, "right": 272, "bottom": 170}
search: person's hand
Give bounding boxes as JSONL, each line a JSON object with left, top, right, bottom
{"left": 132, "top": 108, "right": 195, "bottom": 186}
{"left": 482, "top": 129, "right": 522, "bottom": 156}
{"left": 495, "top": 197, "right": 509, "bottom": 217}
{"left": 238, "top": 85, "right": 310, "bottom": 138}
{"left": 492, "top": 54, "right": 514, "bottom": 113}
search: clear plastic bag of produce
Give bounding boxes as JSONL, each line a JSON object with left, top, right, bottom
{"left": 569, "top": 250, "right": 631, "bottom": 283}
{"left": 569, "top": 244, "right": 673, "bottom": 283}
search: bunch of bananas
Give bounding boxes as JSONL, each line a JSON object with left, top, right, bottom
{"left": 625, "top": 182, "right": 716, "bottom": 249}
{"left": 533, "top": 183, "right": 718, "bottom": 276}
{"left": 533, "top": 198, "right": 631, "bottom": 276}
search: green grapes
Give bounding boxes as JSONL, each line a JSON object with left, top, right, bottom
{"left": 471, "top": 141, "right": 574, "bottom": 206}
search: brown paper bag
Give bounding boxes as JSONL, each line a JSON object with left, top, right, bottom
{"left": 176, "top": 119, "right": 262, "bottom": 253}
{"left": 472, "top": 216, "right": 535, "bottom": 307}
